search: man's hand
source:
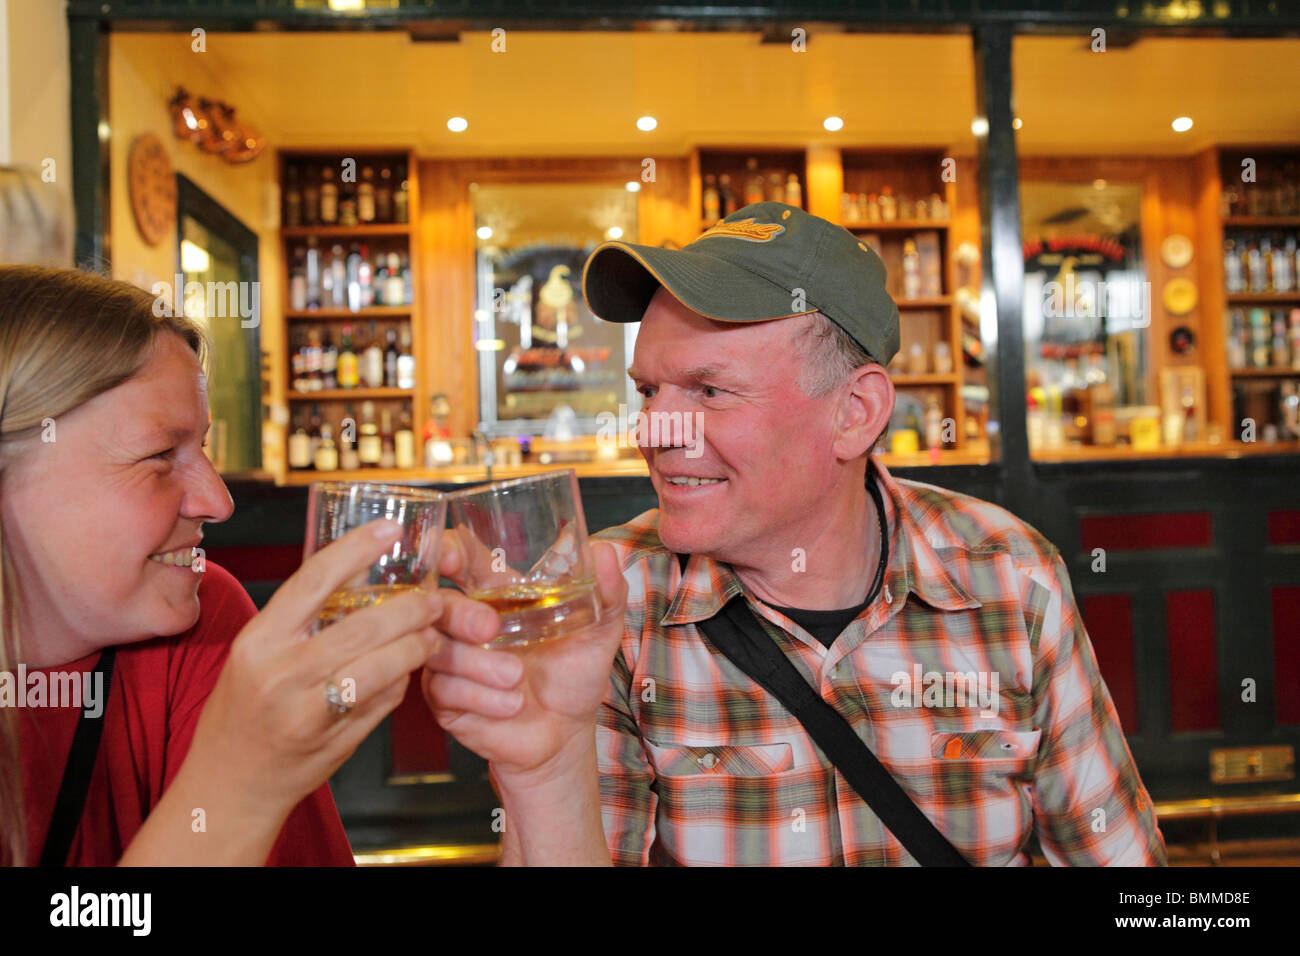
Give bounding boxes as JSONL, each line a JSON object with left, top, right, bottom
{"left": 420, "top": 531, "right": 627, "bottom": 783}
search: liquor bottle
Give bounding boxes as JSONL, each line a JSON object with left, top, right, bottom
{"left": 743, "top": 158, "right": 764, "bottom": 206}
{"left": 346, "top": 243, "right": 362, "bottom": 313}
{"left": 358, "top": 401, "right": 382, "bottom": 467}
{"left": 376, "top": 166, "right": 393, "bottom": 222}
{"left": 289, "top": 247, "right": 307, "bottom": 311}
{"left": 785, "top": 173, "right": 802, "bottom": 209}
{"left": 339, "top": 404, "right": 361, "bottom": 471}
{"left": 284, "top": 165, "right": 302, "bottom": 227}
{"left": 384, "top": 327, "right": 399, "bottom": 388}
{"left": 338, "top": 323, "right": 359, "bottom": 389}
{"left": 879, "top": 186, "right": 898, "bottom": 222}
{"left": 321, "top": 327, "right": 338, "bottom": 390}
{"left": 338, "top": 174, "right": 358, "bottom": 228}
{"left": 372, "top": 254, "right": 387, "bottom": 307}
{"left": 1290, "top": 309, "right": 1300, "bottom": 370}
{"left": 314, "top": 423, "right": 339, "bottom": 472}
{"left": 1227, "top": 308, "right": 1247, "bottom": 369}
{"left": 1250, "top": 308, "right": 1271, "bottom": 368}
{"left": 358, "top": 166, "right": 376, "bottom": 223}
{"left": 1272, "top": 311, "right": 1290, "bottom": 368}
{"left": 901, "top": 239, "right": 921, "bottom": 301}
{"left": 304, "top": 327, "right": 323, "bottom": 391}
{"left": 320, "top": 166, "right": 339, "bottom": 225}
{"left": 394, "top": 163, "right": 409, "bottom": 224}
{"left": 303, "top": 165, "right": 320, "bottom": 225}
{"left": 330, "top": 244, "right": 347, "bottom": 309}
{"left": 364, "top": 322, "right": 385, "bottom": 388}
{"left": 767, "top": 172, "right": 784, "bottom": 203}
{"left": 395, "top": 406, "right": 416, "bottom": 469}
{"left": 385, "top": 252, "right": 404, "bottom": 306}
{"left": 358, "top": 244, "right": 374, "bottom": 308}
{"left": 379, "top": 408, "right": 397, "bottom": 469}
{"left": 718, "top": 174, "right": 737, "bottom": 217}
{"left": 305, "top": 237, "right": 322, "bottom": 310}
{"left": 702, "top": 174, "right": 720, "bottom": 221}
{"left": 1281, "top": 381, "right": 1300, "bottom": 440}
{"left": 397, "top": 325, "right": 416, "bottom": 389}
{"left": 1223, "top": 239, "right": 1246, "bottom": 294}
{"left": 924, "top": 396, "right": 943, "bottom": 451}
{"left": 1272, "top": 234, "right": 1295, "bottom": 294}
{"left": 308, "top": 404, "right": 323, "bottom": 461}
{"left": 400, "top": 252, "right": 413, "bottom": 305}
{"left": 287, "top": 411, "right": 313, "bottom": 470}
{"left": 1246, "top": 237, "right": 1269, "bottom": 293}
{"left": 291, "top": 329, "right": 307, "bottom": 392}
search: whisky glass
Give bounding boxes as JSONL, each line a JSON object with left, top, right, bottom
{"left": 447, "top": 469, "right": 600, "bottom": 649}
{"left": 304, "top": 481, "right": 447, "bottom": 632}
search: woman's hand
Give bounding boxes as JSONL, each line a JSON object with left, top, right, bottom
{"left": 420, "top": 531, "right": 628, "bottom": 783}
{"left": 184, "top": 520, "right": 443, "bottom": 817}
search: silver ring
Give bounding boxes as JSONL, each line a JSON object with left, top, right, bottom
{"left": 324, "top": 680, "right": 353, "bottom": 716}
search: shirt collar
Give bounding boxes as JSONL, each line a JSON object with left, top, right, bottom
{"left": 662, "top": 455, "right": 981, "bottom": 628}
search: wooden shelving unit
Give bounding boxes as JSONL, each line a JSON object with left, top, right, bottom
{"left": 273, "top": 147, "right": 430, "bottom": 481}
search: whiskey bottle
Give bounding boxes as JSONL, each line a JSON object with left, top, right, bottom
{"left": 302, "top": 165, "right": 320, "bottom": 225}
{"left": 394, "top": 163, "right": 409, "bottom": 224}
{"left": 718, "top": 174, "right": 737, "bottom": 217}
{"left": 376, "top": 165, "right": 393, "bottom": 222}
{"left": 339, "top": 404, "right": 361, "bottom": 471}
{"left": 396, "top": 325, "right": 416, "bottom": 389}
{"left": 321, "top": 327, "right": 338, "bottom": 391}
{"left": 320, "top": 166, "right": 339, "bottom": 225}
{"left": 338, "top": 323, "right": 359, "bottom": 389}
{"left": 703, "top": 174, "right": 720, "bottom": 221}
{"left": 1223, "top": 239, "right": 1246, "bottom": 294}
{"left": 364, "top": 321, "right": 385, "bottom": 388}
{"left": 379, "top": 408, "right": 397, "bottom": 469}
{"left": 314, "top": 423, "right": 339, "bottom": 472}
{"left": 284, "top": 165, "right": 302, "bottom": 227}
{"left": 358, "top": 166, "right": 376, "bottom": 223}
{"left": 358, "top": 401, "right": 382, "bottom": 467}
{"left": 384, "top": 327, "right": 399, "bottom": 388}
{"left": 395, "top": 406, "right": 416, "bottom": 469}
{"left": 743, "top": 158, "right": 764, "bottom": 206}
{"left": 288, "top": 411, "right": 313, "bottom": 470}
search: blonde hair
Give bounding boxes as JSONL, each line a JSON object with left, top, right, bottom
{"left": 0, "top": 166, "right": 74, "bottom": 268}
{"left": 0, "top": 266, "right": 206, "bottom": 866}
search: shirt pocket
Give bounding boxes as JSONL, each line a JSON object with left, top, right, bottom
{"left": 929, "top": 728, "right": 1042, "bottom": 764}
{"left": 644, "top": 739, "right": 795, "bottom": 777}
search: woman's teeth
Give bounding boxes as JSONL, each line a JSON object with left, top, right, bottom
{"left": 666, "top": 477, "right": 724, "bottom": 486}
{"left": 149, "top": 548, "right": 196, "bottom": 567}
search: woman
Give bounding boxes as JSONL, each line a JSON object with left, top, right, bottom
{"left": 0, "top": 264, "right": 450, "bottom": 865}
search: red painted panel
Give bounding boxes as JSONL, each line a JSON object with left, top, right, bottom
{"left": 389, "top": 673, "right": 451, "bottom": 776}
{"left": 1166, "top": 589, "right": 1219, "bottom": 732}
{"left": 1268, "top": 510, "right": 1300, "bottom": 547}
{"left": 1273, "top": 586, "right": 1300, "bottom": 726}
{"left": 1080, "top": 512, "right": 1212, "bottom": 553}
{"left": 203, "top": 543, "right": 303, "bottom": 582}
{"left": 1081, "top": 593, "right": 1139, "bottom": 734}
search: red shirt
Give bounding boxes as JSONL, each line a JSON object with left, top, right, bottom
{"left": 17, "top": 561, "right": 355, "bottom": 866}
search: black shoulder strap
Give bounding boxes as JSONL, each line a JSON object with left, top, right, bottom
{"left": 676, "top": 552, "right": 969, "bottom": 866}
{"left": 40, "top": 646, "right": 116, "bottom": 867}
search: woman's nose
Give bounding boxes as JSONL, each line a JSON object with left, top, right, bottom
{"left": 183, "top": 453, "right": 234, "bottom": 523}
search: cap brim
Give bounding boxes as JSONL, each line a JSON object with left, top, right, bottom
{"left": 581, "top": 241, "right": 815, "bottom": 325}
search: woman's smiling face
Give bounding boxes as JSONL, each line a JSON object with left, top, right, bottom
{"left": 1, "top": 332, "right": 234, "bottom": 666}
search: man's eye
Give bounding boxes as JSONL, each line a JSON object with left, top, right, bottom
{"left": 702, "top": 385, "right": 721, "bottom": 399}
{"left": 637, "top": 385, "right": 655, "bottom": 398}
{"left": 148, "top": 448, "right": 174, "bottom": 461}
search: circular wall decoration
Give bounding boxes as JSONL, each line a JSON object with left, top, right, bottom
{"left": 1162, "top": 277, "right": 1198, "bottom": 316}
{"left": 1161, "top": 234, "right": 1193, "bottom": 269}
{"left": 128, "top": 133, "right": 176, "bottom": 247}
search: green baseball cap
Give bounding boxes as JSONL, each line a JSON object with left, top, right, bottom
{"left": 581, "top": 200, "right": 900, "bottom": 365}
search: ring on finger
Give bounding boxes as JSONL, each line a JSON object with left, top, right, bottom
{"left": 324, "top": 679, "right": 354, "bottom": 717}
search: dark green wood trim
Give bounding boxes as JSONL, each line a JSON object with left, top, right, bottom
{"left": 68, "top": 17, "right": 110, "bottom": 272}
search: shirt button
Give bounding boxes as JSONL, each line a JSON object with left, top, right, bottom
{"left": 697, "top": 752, "right": 718, "bottom": 770}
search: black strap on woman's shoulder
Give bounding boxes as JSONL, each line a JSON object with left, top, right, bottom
{"left": 39, "top": 646, "right": 116, "bottom": 867}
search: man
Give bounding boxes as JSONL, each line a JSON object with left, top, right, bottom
{"left": 422, "top": 202, "right": 1167, "bottom": 867}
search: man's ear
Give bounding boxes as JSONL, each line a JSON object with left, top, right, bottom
{"left": 832, "top": 365, "right": 894, "bottom": 462}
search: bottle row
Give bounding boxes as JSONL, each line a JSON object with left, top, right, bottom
{"left": 283, "top": 160, "right": 410, "bottom": 227}
{"left": 1220, "top": 161, "right": 1300, "bottom": 219}
{"left": 1223, "top": 232, "right": 1300, "bottom": 295}
{"left": 288, "top": 401, "right": 419, "bottom": 472}
{"left": 289, "top": 239, "right": 413, "bottom": 312}
{"left": 702, "top": 159, "right": 802, "bottom": 220}
{"left": 1232, "top": 379, "right": 1300, "bottom": 442}
{"left": 840, "top": 188, "right": 949, "bottom": 224}
{"left": 855, "top": 232, "right": 944, "bottom": 300}
{"left": 1226, "top": 308, "right": 1300, "bottom": 371}
{"left": 290, "top": 322, "right": 415, "bottom": 392}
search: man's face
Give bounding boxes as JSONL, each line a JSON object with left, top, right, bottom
{"left": 628, "top": 287, "right": 847, "bottom": 566}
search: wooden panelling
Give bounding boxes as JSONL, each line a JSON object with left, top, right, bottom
{"left": 1081, "top": 593, "right": 1140, "bottom": 733}
{"left": 1080, "top": 511, "right": 1213, "bottom": 552}
{"left": 1273, "top": 586, "right": 1300, "bottom": 726}
{"left": 1166, "top": 588, "right": 1220, "bottom": 733}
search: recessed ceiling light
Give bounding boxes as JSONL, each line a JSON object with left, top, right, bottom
{"left": 1012, "top": 117, "right": 1022, "bottom": 130}
{"left": 625, "top": 181, "right": 641, "bottom": 193}
{"left": 823, "top": 116, "right": 844, "bottom": 132}
{"left": 447, "top": 116, "right": 468, "bottom": 133}
{"left": 1093, "top": 178, "right": 1108, "bottom": 190}
{"left": 970, "top": 117, "right": 989, "bottom": 137}
{"left": 476, "top": 226, "right": 492, "bottom": 240}
{"left": 606, "top": 227, "right": 624, "bottom": 240}
{"left": 1171, "top": 116, "right": 1193, "bottom": 132}
{"left": 636, "top": 116, "right": 657, "bottom": 132}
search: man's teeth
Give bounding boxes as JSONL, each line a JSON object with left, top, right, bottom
{"left": 149, "top": 548, "right": 195, "bottom": 567}
{"left": 666, "top": 477, "right": 724, "bottom": 486}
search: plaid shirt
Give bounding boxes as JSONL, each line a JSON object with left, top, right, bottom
{"left": 591, "top": 455, "right": 1167, "bottom": 866}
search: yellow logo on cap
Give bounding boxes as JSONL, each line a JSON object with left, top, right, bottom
{"left": 695, "top": 218, "right": 785, "bottom": 243}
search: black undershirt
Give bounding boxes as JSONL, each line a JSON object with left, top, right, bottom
{"left": 765, "top": 471, "right": 889, "bottom": 649}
